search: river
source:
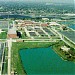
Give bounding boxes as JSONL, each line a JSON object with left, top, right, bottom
{"left": 0, "top": 14, "right": 61, "bottom": 19}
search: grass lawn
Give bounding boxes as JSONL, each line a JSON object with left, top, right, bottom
{"left": 0, "top": 32, "right": 7, "bottom": 39}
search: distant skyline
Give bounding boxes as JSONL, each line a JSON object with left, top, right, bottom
{"left": 0, "top": 0, "right": 74, "bottom": 4}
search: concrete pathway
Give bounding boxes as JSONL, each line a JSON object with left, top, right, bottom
{"left": 7, "top": 38, "right": 12, "bottom": 75}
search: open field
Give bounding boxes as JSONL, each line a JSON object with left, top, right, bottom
{"left": 0, "top": 32, "right": 7, "bottom": 39}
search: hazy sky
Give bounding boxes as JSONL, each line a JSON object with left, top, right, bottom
{"left": 0, "top": 0, "right": 74, "bottom": 4}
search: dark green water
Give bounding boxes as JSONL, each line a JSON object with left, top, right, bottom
{"left": 19, "top": 47, "right": 75, "bottom": 75}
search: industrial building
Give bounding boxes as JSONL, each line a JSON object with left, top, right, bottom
{"left": 7, "top": 28, "right": 17, "bottom": 38}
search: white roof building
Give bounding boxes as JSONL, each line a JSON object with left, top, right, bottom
{"left": 61, "top": 46, "right": 70, "bottom": 52}
{"left": 42, "top": 18, "right": 49, "bottom": 20}
{"left": 8, "top": 29, "right": 16, "bottom": 34}
{"left": 7, "top": 28, "right": 17, "bottom": 38}
{"left": 49, "top": 22, "right": 60, "bottom": 26}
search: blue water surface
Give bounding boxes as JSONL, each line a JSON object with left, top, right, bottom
{"left": 69, "top": 25, "right": 75, "bottom": 30}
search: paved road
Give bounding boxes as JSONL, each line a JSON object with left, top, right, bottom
{"left": 61, "top": 36, "right": 75, "bottom": 49}
{"left": 7, "top": 39, "right": 12, "bottom": 75}
{"left": 53, "top": 28, "right": 75, "bottom": 49}
{"left": 24, "top": 27, "right": 30, "bottom": 37}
